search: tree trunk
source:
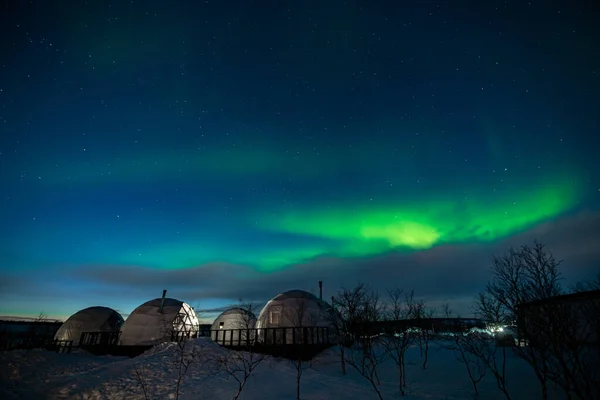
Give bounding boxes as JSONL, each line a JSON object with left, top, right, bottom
{"left": 400, "top": 354, "right": 406, "bottom": 388}
{"left": 541, "top": 380, "right": 547, "bottom": 400}
{"left": 339, "top": 345, "right": 346, "bottom": 375}
{"left": 296, "top": 359, "right": 301, "bottom": 400}
{"left": 399, "top": 366, "right": 405, "bottom": 395}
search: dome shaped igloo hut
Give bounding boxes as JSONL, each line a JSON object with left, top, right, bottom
{"left": 255, "top": 289, "right": 334, "bottom": 345}
{"left": 210, "top": 307, "right": 256, "bottom": 345}
{"left": 54, "top": 306, "right": 124, "bottom": 345}
{"left": 119, "top": 296, "right": 199, "bottom": 346}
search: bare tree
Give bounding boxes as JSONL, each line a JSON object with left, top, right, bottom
{"left": 441, "top": 306, "right": 488, "bottom": 397}
{"left": 331, "top": 282, "right": 375, "bottom": 375}
{"left": 131, "top": 308, "right": 208, "bottom": 400}
{"left": 442, "top": 302, "right": 452, "bottom": 319}
{"left": 473, "top": 292, "right": 512, "bottom": 400}
{"left": 417, "top": 305, "right": 435, "bottom": 369}
{"left": 382, "top": 289, "right": 419, "bottom": 396}
{"left": 171, "top": 330, "right": 208, "bottom": 399}
{"left": 479, "top": 241, "right": 600, "bottom": 399}
{"left": 452, "top": 330, "right": 488, "bottom": 397}
{"left": 337, "top": 283, "right": 386, "bottom": 400}
{"left": 283, "top": 297, "right": 319, "bottom": 400}
{"left": 328, "top": 295, "right": 348, "bottom": 375}
{"left": 216, "top": 303, "right": 267, "bottom": 400}
{"left": 132, "top": 364, "right": 150, "bottom": 400}
{"left": 479, "top": 241, "right": 562, "bottom": 399}
{"left": 405, "top": 299, "right": 435, "bottom": 369}
{"left": 571, "top": 273, "right": 600, "bottom": 292}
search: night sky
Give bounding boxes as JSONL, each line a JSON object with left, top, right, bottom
{"left": 1, "top": 1, "right": 599, "bottom": 322}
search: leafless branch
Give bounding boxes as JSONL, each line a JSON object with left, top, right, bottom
{"left": 283, "top": 298, "right": 318, "bottom": 400}
{"left": 336, "top": 283, "right": 386, "bottom": 400}
{"left": 215, "top": 302, "right": 267, "bottom": 400}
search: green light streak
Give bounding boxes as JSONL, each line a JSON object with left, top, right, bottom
{"left": 117, "top": 242, "right": 329, "bottom": 272}
{"left": 104, "top": 172, "right": 582, "bottom": 272}
{"left": 257, "top": 175, "right": 581, "bottom": 254}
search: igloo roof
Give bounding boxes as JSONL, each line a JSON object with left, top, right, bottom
{"left": 137, "top": 297, "right": 184, "bottom": 309}
{"left": 70, "top": 306, "right": 120, "bottom": 319}
{"left": 218, "top": 307, "right": 256, "bottom": 318}
{"left": 271, "top": 290, "right": 321, "bottom": 302}
{"left": 54, "top": 306, "right": 123, "bottom": 343}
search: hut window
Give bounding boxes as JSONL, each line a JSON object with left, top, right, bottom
{"left": 270, "top": 309, "right": 281, "bottom": 325}
{"left": 219, "top": 322, "right": 224, "bottom": 329}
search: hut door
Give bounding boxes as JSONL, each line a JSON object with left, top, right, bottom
{"left": 270, "top": 306, "right": 282, "bottom": 325}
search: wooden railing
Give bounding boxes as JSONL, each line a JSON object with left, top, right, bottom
{"left": 170, "top": 330, "right": 199, "bottom": 342}
{"left": 0, "top": 337, "right": 73, "bottom": 353}
{"left": 211, "top": 326, "right": 330, "bottom": 347}
{"left": 80, "top": 331, "right": 121, "bottom": 347}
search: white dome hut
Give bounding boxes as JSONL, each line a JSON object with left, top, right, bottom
{"left": 210, "top": 307, "right": 256, "bottom": 345}
{"left": 119, "top": 296, "right": 199, "bottom": 346}
{"left": 54, "top": 306, "right": 124, "bottom": 345}
{"left": 255, "top": 289, "right": 334, "bottom": 345}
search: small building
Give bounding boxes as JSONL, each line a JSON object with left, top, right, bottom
{"left": 517, "top": 289, "right": 600, "bottom": 346}
{"left": 255, "top": 289, "right": 334, "bottom": 345}
{"left": 54, "top": 306, "right": 124, "bottom": 345}
{"left": 119, "top": 297, "right": 199, "bottom": 346}
{"left": 211, "top": 307, "right": 256, "bottom": 345}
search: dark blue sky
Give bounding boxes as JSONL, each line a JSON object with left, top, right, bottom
{"left": 1, "top": 0, "right": 598, "bottom": 321}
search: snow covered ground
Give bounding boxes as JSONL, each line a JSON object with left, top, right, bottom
{"left": 0, "top": 338, "right": 563, "bottom": 400}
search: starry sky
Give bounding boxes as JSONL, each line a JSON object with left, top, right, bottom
{"left": 1, "top": 1, "right": 599, "bottom": 323}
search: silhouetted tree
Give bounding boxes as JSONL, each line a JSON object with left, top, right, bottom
{"left": 478, "top": 241, "right": 559, "bottom": 399}
{"left": 479, "top": 241, "right": 599, "bottom": 400}
{"left": 283, "top": 297, "right": 318, "bottom": 400}
{"left": 473, "top": 293, "right": 512, "bottom": 400}
{"left": 382, "top": 289, "right": 419, "bottom": 396}
{"left": 411, "top": 299, "right": 434, "bottom": 369}
{"left": 336, "top": 283, "right": 386, "bottom": 400}
{"left": 328, "top": 295, "right": 348, "bottom": 375}
{"left": 571, "top": 273, "right": 600, "bottom": 292}
{"left": 442, "top": 304, "right": 488, "bottom": 397}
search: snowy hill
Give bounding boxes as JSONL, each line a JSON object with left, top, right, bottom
{"left": 0, "top": 338, "right": 563, "bottom": 400}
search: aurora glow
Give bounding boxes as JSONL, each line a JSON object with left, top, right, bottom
{"left": 1, "top": 1, "right": 599, "bottom": 322}
{"left": 260, "top": 173, "right": 583, "bottom": 254}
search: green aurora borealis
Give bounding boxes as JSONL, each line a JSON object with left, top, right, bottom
{"left": 109, "top": 172, "right": 583, "bottom": 273}
{"left": 261, "top": 175, "right": 581, "bottom": 253}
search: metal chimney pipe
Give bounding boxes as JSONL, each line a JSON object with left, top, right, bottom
{"left": 159, "top": 289, "right": 167, "bottom": 313}
{"left": 319, "top": 281, "right": 323, "bottom": 303}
